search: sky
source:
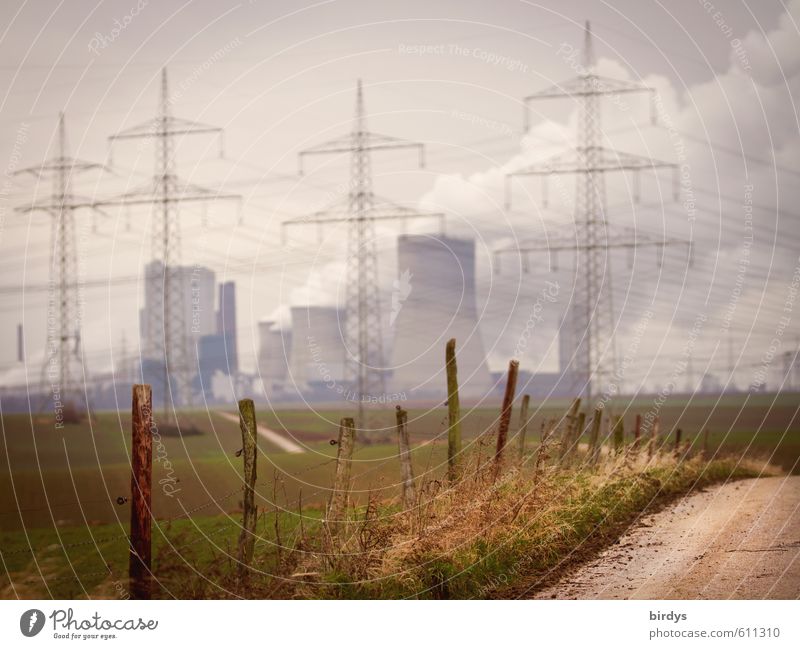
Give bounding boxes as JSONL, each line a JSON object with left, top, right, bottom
{"left": 0, "top": 0, "right": 797, "bottom": 396}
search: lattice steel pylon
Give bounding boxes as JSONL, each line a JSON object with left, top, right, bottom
{"left": 284, "top": 80, "right": 442, "bottom": 430}
{"left": 15, "top": 113, "right": 104, "bottom": 422}
{"left": 93, "top": 68, "right": 239, "bottom": 421}
{"left": 498, "top": 22, "right": 688, "bottom": 408}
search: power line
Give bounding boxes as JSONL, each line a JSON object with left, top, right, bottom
{"left": 282, "top": 80, "right": 443, "bottom": 429}
{"left": 90, "top": 68, "right": 240, "bottom": 419}
{"left": 497, "top": 21, "right": 687, "bottom": 408}
{"left": 13, "top": 112, "right": 105, "bottom": 419}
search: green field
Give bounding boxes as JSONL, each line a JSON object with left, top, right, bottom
{"left": 1, "top": 392, "right": 798, "bottom": 597}
{"left": 2, "top": 392, "right": 798, "bottom": 531}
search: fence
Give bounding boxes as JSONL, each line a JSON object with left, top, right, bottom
{"left": 0, "top": 337, "right": 707, "bottom": 598}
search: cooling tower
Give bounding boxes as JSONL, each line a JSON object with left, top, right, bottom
{"left": 288, "top": 306, "right": 347, "bottom": 394}
{"left": 257, "top": 319, "right": 291, "bottom": 390}
{"left": 390, "top": 234, "right": 491, "bottom": 398}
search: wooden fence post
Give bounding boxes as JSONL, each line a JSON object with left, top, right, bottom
{"left": 648, "top": 416, "right": 660, "bottom": 459}
{"left": 445, "top": 338, "right": 462, "bottom": 483}
{"left": 588, "top": 407, "right": 603, "bottom": 465}
{"left": 130, "top": 384, "right": 152, "bottom": 600}
{"left": 328, "top": 417, "right": 356, "bottom": 534}
{"left": 560, "top": 397, "right": 582, "bottom": 463}
{"left": 673, "top": 427, "right": 683, "bottom": 456}
{"left": 570, "top": 411, "right": 586, "bottom": 462}
{"left": 517, "top": 394, "right": 531, "bottom": 464}
{"left": 395, "top": 406, "right": 417, "bottom": 509}
{"left": 493, "top": 359, "right": 519, "bottom": 480}
{"left": 633, "top": 414, "right": 642, "bottom": 452}
{"left": 535, "top": 418, "right": 556, "bottom": 477}
{"left": 237, "top": 398, "right": 258, "bottom": 580}
{"left": 612, "top": 415, "right": 625, "bottom": 454}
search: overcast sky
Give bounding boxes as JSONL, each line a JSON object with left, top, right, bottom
{"left": 0, "top": 0, "right": 797, "bottom": 395}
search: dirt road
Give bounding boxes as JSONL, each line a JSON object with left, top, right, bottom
{"left": 215, "top": 412, "right": 305, "bottom": 454}
{"left": 532, "top": 476, "right": 800, "bottom": 599}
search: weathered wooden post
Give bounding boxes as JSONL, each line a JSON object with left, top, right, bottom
{"left": 328, "top": 417, "right": 356, "bottom": 534}
{"left": 570, "top": 411, "right": 586, "bottom": 462}
{"left": 648, "top": 416, "right": 660, "bottom": 459}
{"left": 535, "top": 418, "right": 556, "bottom": 477}
{"left": 445, "top": 338, "right": 462, "bottom": 483}
{"left": 395, "top": 406, "right": 417, "bottom": 509}
{"left": 673, "top": 427, "right": 683, "bottom": 456}
{"left": 612, "top": 415, "right": 625, "bottom": 455}
{"left": 633, "top": 414, "right": 642, "bottom": 452}
{"left": 237, "top": 398, "right": 258, "bottom": 581}
{"left": 560, "top": 397, "right": 582, "bottom": 463}
{"left": 129, "top": 384, "right": 152, "bottom": 600}
{"left": 493, "top": 359, "right": 519, "bottom": 480}
{"left": 516, "top": 394, "right": 531, "bottom": 464}
{"left": 588, "top": 407, "right": 603, "bottom": 465}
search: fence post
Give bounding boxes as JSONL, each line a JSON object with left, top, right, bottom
{"left": 129, "top": 384, "right": 152, "bottom": 600}
{"left": 535, "top": 418, "right": 556, "bottom": 477}
{"left": 612, "top": 415, "right": 625, "bottom": 455}
{"left": 648, "top": 416, "right": 660, "bottom": 459}
{"left": 328, "top": 417, "right": 356, "bottom": 535}
{"left": 570, "top": 411, "right": 586, "bottom": 462}
{"left": 588, "top": 407, "right": 603, "bottom": 465}
{"left": 517, "top": 394, "right": 531, "bottom": 464}
{"left": 673, "top": 427, "right": 683, "bottom": 456}
{"left": 560, "top": 397, "right": 582, "bottom": 463}
{"left": 237, "top": 398, "right": 258, "bottom": 581}
{"left": 493, "top": 359, "right": 519, "bottom": 480}
{"left": 395, "top": 406, "right": 417, "bottom": 509}
{"left": 445, "top": 338, "right": 462, "bottom": 483}
{"left": 633, "top": 414, "right": 642, "bottom": 452}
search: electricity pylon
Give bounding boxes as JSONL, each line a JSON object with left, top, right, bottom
{"left": 94, "top": 68, "right": 239, "bottom": 422}
{"left": 15, "top": 113, "right": 104, "bottom": 422}
{"left": 283, "top": 80, "right": 442, "bottom": 429}
{"left": 498, "top": 21, "right": 687, "bottom": 408}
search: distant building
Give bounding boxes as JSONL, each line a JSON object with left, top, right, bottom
{"left": 139, "top": 260, "right": 216, "bottom": 366}
{"left": 257, "top": 319, "right": 291, "bottom": 392}
{"left": 196, "top": 334, "right": 229, "bottom": 393}
{"left": 390, "top": 234, "right": 491, "bottom": 399}
{"left": 700, "top": 372, "right": 722, "bottom": 393}
{"left": 288, "top": 305, "right": 347, "bottom": 395}
{"left": 216, "top": 281, "right": 238, "bottom": 373}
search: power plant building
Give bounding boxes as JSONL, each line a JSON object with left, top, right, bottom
{"left": 139, "top": 260, "right": 216, "bottom": 365}
{"left": 288, "top": 305, "right": 348, "bottom": 395}
{"left": 257, "top": 319, "right": 291, "bottom": 392}
{"left": 390, "top": 234, "right": 491, "bottom": 398}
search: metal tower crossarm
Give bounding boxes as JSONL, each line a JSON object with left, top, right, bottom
{"left": 505, "top": 147, "right": 678, "bottom": 209}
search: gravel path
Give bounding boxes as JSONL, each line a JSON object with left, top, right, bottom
{"left": 532, "top": 476, "right": 800, "bottom": 599}
{"left": 215, "top": 411, "right": 305, "bottom": 454}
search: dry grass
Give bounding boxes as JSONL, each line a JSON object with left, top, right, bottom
{"left": 205, "top": 440, "right": 773, "bottom": 599}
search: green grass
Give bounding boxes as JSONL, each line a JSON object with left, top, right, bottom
{"left": 0, "top": 508, "right": 326, "bottom": 599}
